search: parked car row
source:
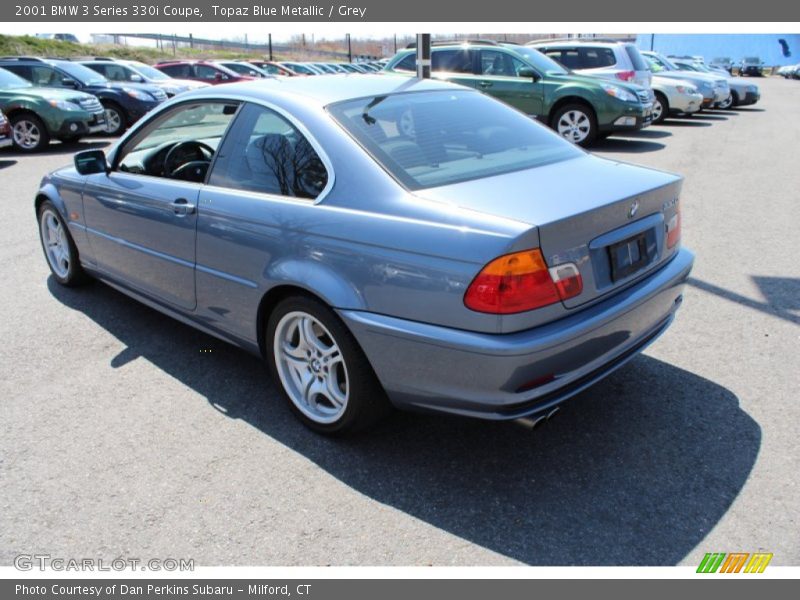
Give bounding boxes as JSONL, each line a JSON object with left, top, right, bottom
{"left": 383, "top": 40, "right": 759, "bottom": 146}
{"left": 777, "top": 63, "right": 800, "bottom": 79}
{"left": 0, "top": 54, "right": 391, "bottom": 151}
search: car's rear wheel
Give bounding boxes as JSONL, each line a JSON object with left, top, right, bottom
{"left": 102, "top": 102, "right": 126, "bottom": 135}
{"left": 551, "top": 103, "right": 596, "bottom": 146}
{"left": 11, "top": 113, "right": 50, "bottom": 152}
{"left": 267, "top": 295, "right": 391, "bottom": 434}
{"left": 729, "top": 91, "right": 740, "bottom": 107}
{"left": 652, "top": 92, "right": 669, "bottom": 124}
{"left": 37, "top": 201, "right": 90, "bottom": 286}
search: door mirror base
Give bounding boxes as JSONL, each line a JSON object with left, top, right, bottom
{"left": 74, "top": 149, "right": 109, "bottom": 175}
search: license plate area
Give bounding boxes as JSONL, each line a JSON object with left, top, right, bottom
{"left": 608, "top": 232, "right": 650, "bottom": 281}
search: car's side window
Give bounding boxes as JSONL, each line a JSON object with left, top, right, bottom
{"left": 431, "top": 50, "right": 475, "bottom": 74}
{"left": 479, "top": 50, "right": 519, "bottom": 77}
{"left": 116, "top": 102, "right": 239, "bottom": 182}
{"left": 104, "top": 64, "right": 130, "bottom": 82}
{"left": 31, "top": 66, "right": 65, "bottom": 86}
{"left": 195, "top": 65, "right": 226, "bottom": 81}
{"left": 580, "top": 47, "right": 617, "bottom": 68}
{"left": 394, "top": 54, "right": 416, "bottom": 72}
{"left": 208, "top": 103, "right": 329, "bottom": 200}
{"left": 160, "top": 64, "right": 190, "bottom": 78}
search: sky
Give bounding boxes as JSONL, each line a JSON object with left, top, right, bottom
{"left": 12, "top": 22, "right": 798, "bottom": 45}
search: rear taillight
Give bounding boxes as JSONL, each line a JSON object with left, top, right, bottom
{"left": 615, "top": 70, "right": 635, "bottom": 82}
{"left": 666, "top": 202, "right": 681, "bottom": 248}
{"left": 464, "top": 249, "right": 582, "bottom": 314}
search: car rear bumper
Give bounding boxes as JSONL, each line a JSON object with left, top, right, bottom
{"left": 339, "top": 247, "right": 694, "bottom": 420}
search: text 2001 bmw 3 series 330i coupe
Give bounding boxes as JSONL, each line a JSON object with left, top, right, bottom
{"left": 36, "top": 75, "right": 694, "bottom": 434}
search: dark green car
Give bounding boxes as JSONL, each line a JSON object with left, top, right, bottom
{"left": 385, "top": 42, "right": 653, "bottom": 146}
{"left": 0, "top": 67, "right": 106, "bottom": 152}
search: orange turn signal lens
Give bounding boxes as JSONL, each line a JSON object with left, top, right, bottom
{"left": 464, "top": 249, "right": 564, "bottom": 314}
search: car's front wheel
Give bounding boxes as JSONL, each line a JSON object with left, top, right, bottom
{"left": 551, "top": 103, "right": 597, "bottom": 146}
{"left": 652, "top": 92, "right": 669, "bottom": 124}
{"left": 717, "top": 94, "right": 733, "bottom": 109}
{"left": 37, "top": 201, "right": 91, "bottom": 286}
{"left": 10, "top": 113, "right": 50, "bottom": 152}
{"left": 267, "top": 295, "right": 391, "bottom": 434}
{"left": 102, "top": 102, "right": 126, "bottom": 135}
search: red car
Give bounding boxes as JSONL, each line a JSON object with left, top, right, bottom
{"left": 153, "top": 60, "right": 257, "bottom": 85}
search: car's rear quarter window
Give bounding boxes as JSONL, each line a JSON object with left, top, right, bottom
{"left": 328, "top": 90, "right": 581, "bottom": 191}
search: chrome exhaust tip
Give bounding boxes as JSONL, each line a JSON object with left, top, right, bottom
{"left": 515, "top": 415, "right": 547, "bottom": 430}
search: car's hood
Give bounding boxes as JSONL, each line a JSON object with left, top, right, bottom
{"left": 0, "top": 86, "right": 94, "bottom": 103}
{"left": 652, "top": 75, "right": 698, "bottom": 92}
{"left": 87, "top": 81, "right": 163, "bottom": 95}
{"left": 411, "top": 154, "right": 678, "bottom": 227}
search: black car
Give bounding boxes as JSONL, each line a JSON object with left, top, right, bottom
{"left": 739, "top": 57, "right": 764, "bottom": 77}
{"left": 0, "top": 56, "right": 167, "bottom": 134}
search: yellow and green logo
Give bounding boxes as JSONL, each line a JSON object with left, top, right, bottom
{"left": 697, "top": 552, "right": 773, "bottom": 573}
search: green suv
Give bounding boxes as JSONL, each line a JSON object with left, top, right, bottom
{"left": 0, "top": 67, "right": 106, "bottom": 152}
{"left": 385, "top": 41, "right": 653, "bottom": 146}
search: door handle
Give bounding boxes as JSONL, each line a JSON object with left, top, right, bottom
{"left": 172, "top": 197, "right": 196, "bottom": 216}
{"left": 478, "top": 81, "right": 493, "bottom": 88}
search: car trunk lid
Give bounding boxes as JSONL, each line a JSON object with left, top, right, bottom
{"left": 412, "top": 154, "right": 683, "bottom": 309}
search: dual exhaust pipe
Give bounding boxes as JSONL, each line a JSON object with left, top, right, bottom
{"left": 514, "top": 407, "right": 561, "bottom": 431}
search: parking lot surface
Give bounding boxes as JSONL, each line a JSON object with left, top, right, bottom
{"left": 1, "top": 77, "right": 797, "bottom": 566}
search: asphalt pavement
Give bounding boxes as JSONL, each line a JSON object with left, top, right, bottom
{"left": 1, "top": 76, "right": 797, "bottom": 566}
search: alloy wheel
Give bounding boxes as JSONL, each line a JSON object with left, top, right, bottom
{"left": 556, "top": 110, "right": 591, "bottom": 144}
{"left": 273, "top": 311, "right": 349, "bottom": 424}
{"left": 104, "top": 107, "right": 122, "bottom": 134}
{"left": 13, "top": 119, "right": 41, "bottom": 150}
{"left": 40, "top": 209, "right": 70, "bottom": 278}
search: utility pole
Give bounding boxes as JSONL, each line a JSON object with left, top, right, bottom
{"left": 347, "top": 33, "right": 352, "bottom": 63}
{"left": 416, "top": 33, "right": 431, "bottom": 79}
{"left": 268, "top": 34, "right": 273, "bottom": 60}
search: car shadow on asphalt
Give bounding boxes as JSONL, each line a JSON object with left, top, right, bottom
{"left": 684, "top": 114, "right": 729, "bottom": 121}
{"left": 659, "top": 119, "right": 712, "bottom": 128}
{"left": 47, "top": 277, "right": 761, "bottom": 566}
{"left": 1, "top": 139, "right": 110, "bottom": 159}
{"left": 0, "top": 159, "right": 17, "bottom": 170}
{"left": 688, "top": 276, "right": 800, "bottom": 326}
{"left": 590, "top": 138, "right": 667, "bottom": 153}
{"left": 624, "top": 129, "right": 673, "bottom": 139}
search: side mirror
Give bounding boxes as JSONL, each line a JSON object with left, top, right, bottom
{"left": 518, "top": 67, "right": 539, "bottom": 81}
{"left": 61, "top": 78, "right": 77, "bottom": 88}
{"left": 214, "top": 72, "right": 226, "bottom": 82}
{"left": 130, "top": 74, "right": 143, "bottom": 82}
{"left": 74, "top": 149, "right": 108, "bottom": 175}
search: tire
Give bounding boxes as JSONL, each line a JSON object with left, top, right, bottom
{"left": 267, "top": 295, "right": 391, "bottom": 434}
{"left": 652, "top": 92, "right": 669, "bottom": 124}
{"left": 37, "top": 201, "right": 91, "bottom": 287}
{"left": 10, "top": 113, "right": 50, "bottom": 152}
{"left": 101, "top": 102, "right": 126, "bottom": 135}
{"left": 730, "top": 91, "right": 740, "bottom": 107}
{"left": 717, "top": 94, "right": 733, "bottom": 109}
{"left": 549, "top": 103, "right": 597, "bottom": 146}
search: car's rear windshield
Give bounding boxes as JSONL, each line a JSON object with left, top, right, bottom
{"left": 328, "top": 90, "right": 581, "bottom": 191}
{"left": 624, "top": 45, "right": 649, "bottom": 71}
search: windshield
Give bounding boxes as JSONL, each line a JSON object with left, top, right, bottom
{"left": 329, "top": 90, "right": 581, "bottom": 190}
{"left": 130, "top": 62, "right": 170, "bottom": 80}
{"left": 510, "top": 46, "right": 568, "bottom": 75}
{"left": 648, "top": 53, "right": 679, "bottom": 71}
{"left": 645, "top": 57, "right": 664, "bottom": 73}
{"left": 744, "top": 57, "right": 760, "bottom": 64}
{"left": 0, "top": 68, "right": 32, "bottom": 89}
{"left": 57, "top": 61, "right": 107, "bottom": 85}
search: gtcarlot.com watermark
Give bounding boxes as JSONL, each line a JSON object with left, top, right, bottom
{"left": 14, "top": 554, "right": 194, "bottom": 572}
